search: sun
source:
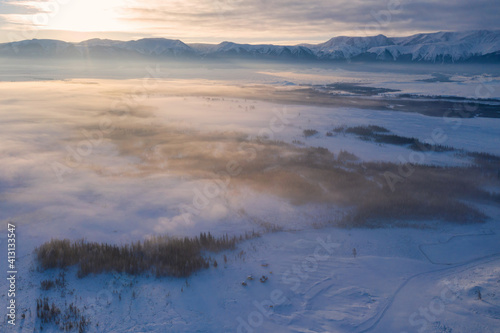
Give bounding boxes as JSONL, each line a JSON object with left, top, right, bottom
{"left": 35, "top": 0, "right": 130, "bottom": 32}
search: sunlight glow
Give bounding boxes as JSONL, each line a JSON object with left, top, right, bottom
{"left": 34, "top": 0, "right": 130, "bottom": 32}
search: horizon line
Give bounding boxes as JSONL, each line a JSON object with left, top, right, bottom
{"left": 2, "top": 29, "right": 499, "bottom": 46}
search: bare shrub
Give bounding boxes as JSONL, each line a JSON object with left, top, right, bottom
{"left": 37, "top": 297, "right": 90, "bottom": 332}
{"left": 40, "top": 280, "right": 55, "bottom": 291}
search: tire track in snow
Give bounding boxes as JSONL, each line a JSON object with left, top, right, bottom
{"left": 356, "top": 229, "right": 500, "bottom": 333}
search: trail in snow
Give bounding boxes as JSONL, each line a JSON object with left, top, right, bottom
{"left": 357, "top": 229, "right": 500, "bottom": 332}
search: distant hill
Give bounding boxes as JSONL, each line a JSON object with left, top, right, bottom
{"left": 1, "top": 30, "right": 499, "bottom": 63}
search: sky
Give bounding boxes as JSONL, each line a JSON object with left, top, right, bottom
{"left": 0, "top": 0, "right": 499, "bottom": 44}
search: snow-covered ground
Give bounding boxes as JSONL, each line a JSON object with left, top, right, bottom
{"left": 258, "top": 69, "right": 500, "bottom": 99}
{"left": 0, "top": 76, "right": 499, "bottom": 332}
{"left": 2, "top": 214, "right": 500, "bottom": 332}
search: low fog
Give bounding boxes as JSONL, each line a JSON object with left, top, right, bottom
{"left": 1, "top": 79, "right": 499, "bottom": 246}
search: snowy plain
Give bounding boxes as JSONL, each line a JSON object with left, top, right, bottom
{"left": 0, "top": 63, "right": 499, "bottom": 332}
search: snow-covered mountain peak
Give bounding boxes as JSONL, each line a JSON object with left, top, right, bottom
{"left": 1, "top": 30, "right": 499, "bottom": 62}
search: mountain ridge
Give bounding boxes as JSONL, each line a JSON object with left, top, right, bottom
{"left": 1, "top": 30, "right": 499, "bottom": 63}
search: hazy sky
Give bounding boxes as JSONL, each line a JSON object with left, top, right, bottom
{"left": 0, "top": 0, "right": 499, "bottom": 44}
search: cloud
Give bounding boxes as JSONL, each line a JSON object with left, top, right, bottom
{"left": 0, "top": 0, "right": 499, "bottom": 43}
{"left": 108, "top": 0, "right": 500, "bottom": 42}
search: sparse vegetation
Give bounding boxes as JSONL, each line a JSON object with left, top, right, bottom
{"left": 466, "top": 151, "right": 500, "bottom": 168}
{"left": 303, "top": 129, "right": 319, "bottom": 137}
{"left": 367, "top": 125, "right": 390, "bottom": 133}
{"left": 374, "top": 134, "right": 417, "bottom": 145}
{"left": 36, "top": 297, "right": 60, "bottom": 324}
{"left": 409, "top": 141, "right": 455, "bottom": 152}
{"left": 234, "top": 137, "right": 499, "bottom": 225}
{"left": 337, "top": 150, "right": 359, "bottom": 162}
{"left": 336, "top": 161, "right": 496, "bottom": 227}
{"left": 40, "top": 280, "right": 55, "bottom": 290}
{"left": 336, "top": 125, "right": 496, "bottom": 160}
{"left": 36, "top": 232, "right": 256, "bottom": 278}
{"left": 337, "top": 125, "right": 455, "bottom": 152}
{"left": 36, "top": 297, "right": 89, "bottom": 332}
{"left": 40, "top": 272, "right": 66, "bottom": 290}
{"left": 343, "top": 125, "right": 415, "bottom": 145}
{"left": 333, "top": 125, "right": 346, "bottom": 133}
{"left": 345, "top": 125, "right": 390, "bottom": 136}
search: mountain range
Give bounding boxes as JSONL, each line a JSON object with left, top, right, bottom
{"left": 1, "top": 30, "right": 499, "bottom": 63}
